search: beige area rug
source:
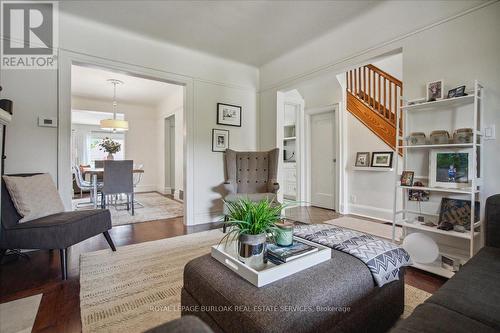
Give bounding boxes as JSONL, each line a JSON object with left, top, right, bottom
{"left": 0, "top": 294, "right": 42, "bottom": 333}
{"left": 403, "top": 284, "right": 432, "bottom": 318}
{"left": 73, "top": 192, "right": 183, "bottom": 226}
{"left": 325, "top": 216, "right": 403, "bottom": 241}
{"left": 80, "top": 229, "right": 430, "bottom": 333}
{"left": 80, "top": 229, "right": 223, "bottom": 333}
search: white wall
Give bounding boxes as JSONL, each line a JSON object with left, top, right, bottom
{"left": 1, "top": 10, "right": 259, "bottom": 225}
{"left": 72, "top": 97, "right": 160, "bottom": 192}
{"left": 193, "top": 80, "right": 258, "bottom": 222}
{"left": 157, "top": 89, "right": 184, "bottom": 196}
{"left": 259, "top": 1, "right": 500, "bottom": 222}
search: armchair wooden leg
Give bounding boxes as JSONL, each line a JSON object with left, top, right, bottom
{"left": 103, "top": 231, "right": 116, "bottom": 251}
{"left": 60, "top": 248, "right": 68, "bottom": 280}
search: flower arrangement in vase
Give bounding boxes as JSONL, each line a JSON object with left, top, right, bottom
{"left": 98, "top": 137, "right": 121, "bottom": 160}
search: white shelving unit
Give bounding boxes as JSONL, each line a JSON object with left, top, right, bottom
{"left": 392, "top": 80, "right": 483, "bottom": 278}
{"left": 352, "top": 166, "right": 393, "bottom": 172}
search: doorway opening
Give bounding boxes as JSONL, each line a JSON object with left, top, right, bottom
{"left": 69, "top": 63, "right": 185, "bottom": 226}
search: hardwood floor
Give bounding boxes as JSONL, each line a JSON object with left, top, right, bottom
{"left": 0, "top": 207, "right": 446, "bottom": 333}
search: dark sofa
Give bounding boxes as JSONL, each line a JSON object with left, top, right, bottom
{"left": 391, "top": 194, "right": 500, "bottom": 333}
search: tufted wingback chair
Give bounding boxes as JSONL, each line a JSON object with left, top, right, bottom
{"left": 222, "top": 148, "right": 280, "bottom": 219}
{"left": 223, "top": 148, "right": 280, "bottom": 196}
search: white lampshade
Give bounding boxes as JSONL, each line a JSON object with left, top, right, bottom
{"left": 100, "top": 119, "right": 129, "bottom": 131}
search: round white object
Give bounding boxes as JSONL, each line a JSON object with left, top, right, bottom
{"left": 402, "top": 232, "right": 439, "bottom": 264}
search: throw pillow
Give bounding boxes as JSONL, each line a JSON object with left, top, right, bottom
{"left": 3, "top": 174, "right": 65, "bottom": 223}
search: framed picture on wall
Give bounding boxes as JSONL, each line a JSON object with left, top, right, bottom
{"left": 217, "top": 103, "right": 242, "bottom": 127}
{"left": 212, "top": 129, "right": 229, "bottom": 152}
{"left": 371, "top": 151, "right": 394, "bottom": 168}
{"left": 429, "top": 149, "right": 473, "bottom": 189}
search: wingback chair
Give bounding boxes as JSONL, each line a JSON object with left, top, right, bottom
{"left": 222, "top": 148, "right": 280, "bottom": 231}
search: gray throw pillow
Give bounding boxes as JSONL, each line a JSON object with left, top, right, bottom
{"left": 3, "top": 174, "right": 65, "bottom": 223}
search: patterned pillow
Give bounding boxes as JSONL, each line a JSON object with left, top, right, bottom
{"left": 3, "top": 174, "right": 65, "bottom": 223}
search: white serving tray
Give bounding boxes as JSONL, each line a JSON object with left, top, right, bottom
{"left": 211, "top": 237, "right": 331, "bottom": 287}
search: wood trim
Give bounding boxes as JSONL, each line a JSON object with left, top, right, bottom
{"left": 366, "top": 64, "right": 402, "bottom": 87}
{"left": 347, "top": 91, "right": 396, "bottom": 149}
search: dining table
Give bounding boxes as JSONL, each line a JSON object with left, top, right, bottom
{"left": 82, "top": 167, "right": 145, "bottom": 209}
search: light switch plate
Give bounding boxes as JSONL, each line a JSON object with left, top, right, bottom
{"left": 38, "top": 117, "right": 57, "bottom": 127}
{"left": 483, "top": 125, "right": 496, "bottom": 140}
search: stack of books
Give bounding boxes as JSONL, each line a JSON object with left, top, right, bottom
{"left": 266, "top": 240, "right": 318, "bottom": 265}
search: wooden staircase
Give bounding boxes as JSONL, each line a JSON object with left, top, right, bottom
{"left": 346, "top": 64, "right": 403, "bottom": 154}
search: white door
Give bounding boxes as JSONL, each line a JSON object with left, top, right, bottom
{"left": 310, "top": 111, "right": 335, "bottom": 209}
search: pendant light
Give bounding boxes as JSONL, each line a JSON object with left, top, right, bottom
{"left": 100, "top": 79, "right": 129, "bottom": 132}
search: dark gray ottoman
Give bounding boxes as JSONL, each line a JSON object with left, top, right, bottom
{"left": 181, "top": 253, "right": 404, "bottom": 333}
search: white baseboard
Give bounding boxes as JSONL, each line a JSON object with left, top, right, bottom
{"left": 190, "top": 210, "right": 223, "bottom": 225}
{"left": 135, "top": 184, "right": 159, "bottom": 192}
{"left": 347, "top": 204, "right": 393, "bottom": 222}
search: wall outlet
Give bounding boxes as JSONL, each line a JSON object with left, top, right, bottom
{"left": 350, "top": 195, "right": 357, "bottom": 204}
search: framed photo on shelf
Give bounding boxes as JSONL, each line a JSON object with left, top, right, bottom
{"left": 437, "top": 198, "right": 480, "bottom": 231}
{"left": 429, "top": 149, "right": 473, "bottom": 189}
{"left": 355, "top": 152, "right": 370, "bottom": 167}
{"left": 212, "top": 129, "right": 229, "bottom": 152}
{"left": 217, "top": 103, "right": 241, "bottom": 127}
{"left": 400, "top": 171, "right": 415, "bottom": 186}
{"left": 426, "top": 80, "right": 444, "bottom": 101}
{"left": 447, "top": 85, "right": 466, "bottom": 99}
{"left": 371, "top": 151, "right": 394, "bottom": 168}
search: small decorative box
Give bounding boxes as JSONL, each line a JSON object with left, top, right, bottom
{"left": 430, "top": 130, "right": 450, "bottom": 144}
{"left": 408, "top": 132, "right": 426, "bottom": 145}
{"left": 453, "top": 128, "right": 473, "bottom": 143}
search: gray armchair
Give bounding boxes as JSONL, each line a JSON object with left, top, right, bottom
{"left": 0, "top": 174, "right": 116, "bottom": 280}
{"left": 222, "top": 148, "right": 280, "bottom": 231}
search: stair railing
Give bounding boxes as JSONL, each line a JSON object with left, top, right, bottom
{"left": 346, "top": 64, "right": 403, "bottom": 129}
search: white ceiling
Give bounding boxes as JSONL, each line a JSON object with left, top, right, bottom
{"left": 60, "top": 1, "right": 382, "bottom": 66}
{"left": 71, "top": 64, "right": 183, "bottom": 107}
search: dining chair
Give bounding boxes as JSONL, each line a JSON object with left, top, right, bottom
{"left": 101, "top": 160, "right": 134, "bottom": 215}
{"left": 132, "top": 163, "right": 144, "bottom": 209}
{"left": 73, "top": 166, "right": 103, "bottom": 209}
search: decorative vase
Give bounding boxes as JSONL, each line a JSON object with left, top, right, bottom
{"left": 238, "top": 233, "right": 266, "bottom": 269}
{"left": 106, "top": 152, "right": 114, "bottom": 160}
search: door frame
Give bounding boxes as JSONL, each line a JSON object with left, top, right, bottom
{"left": 164, "top": 114, "right": 176, "bottom": 194}
{"left": 276, "top": 90, "right": 306, "bottom": 204}
{"left": 58, "top": 49, "right": 195, "bottom": 224}
{"left": 305, "top": 104, "right": 340, "bottom": 211}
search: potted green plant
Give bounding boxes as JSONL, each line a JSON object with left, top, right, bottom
{"left": 222, "top": 198, "right": 285, "bottom": 269}
{"left": 98, "top": 137, "right": 121, "bottom": 160}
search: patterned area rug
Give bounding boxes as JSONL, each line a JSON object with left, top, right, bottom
{"left": 73, "top": 192, "right": 183, "bottom": 226}
{"left": 0, "top": 294, "right": 42, "bottom": 333}
{"left": 80, "top": 229, "right": 431, "bottom": 333}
